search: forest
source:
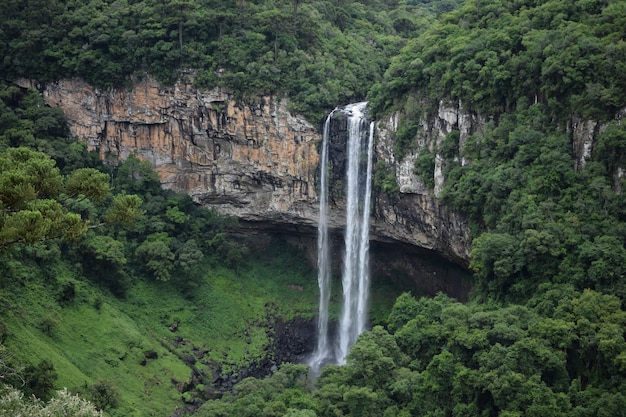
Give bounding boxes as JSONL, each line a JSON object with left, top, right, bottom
{"left": 0, "top": 0, "right": 458, "bottom": 123}
{"left": 2, "top": 0, "right": 626, "bottom": 416}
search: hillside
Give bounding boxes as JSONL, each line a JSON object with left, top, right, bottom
{"left": 370, "top": 0, "right": 626, "bottom": 302}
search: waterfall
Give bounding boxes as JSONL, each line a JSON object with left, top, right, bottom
{"left": 335, "top": 102, "right": 374, "bottom": 364}
{"left": 309, "top": 102, "right": 374, "bottom": 375}
{"left": 308, "top": 110, "right": 334, "bottom": 373}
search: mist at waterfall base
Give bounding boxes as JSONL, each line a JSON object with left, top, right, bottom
{"left": 308, "top": 102, "right": 375, "bottom": 376}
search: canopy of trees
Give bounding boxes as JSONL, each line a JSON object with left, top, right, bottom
{"left": 195, "top": 291, "right": 626, "bottom": 416}
{"left": 0, "top": 0, "right": 459, "bottom": 122}
{"left": 370, "top": 0, "right": 626, "bottom": 121}
{"left": 191, "top": 0, "right": 626, "bottom": 405}
{"left": 0, "top": 79, "right": 252, "bottom": 414}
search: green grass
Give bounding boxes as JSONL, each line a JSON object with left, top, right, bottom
{"left": 116, "top": 244, "right": 322, "bottom": 374}
{"left": 1, "top": 238, "right": 411, "bottom": 415}
{"left": 3, "top": 273, "right": 191, "bottom": 416}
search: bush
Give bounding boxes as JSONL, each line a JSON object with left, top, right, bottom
{"left": 413, "top": 150, "right": 436, "bottom": 189}
{"left": 374, "top": 161, "right": 400, "bottom": 195}
{"left": 0, "top": 387, "right": 102, "bottom": 417}
{"left": 23, "top": 359, "right": 58, "bottom": 402}
{"left": 57, "top": 281, "right": 76, "bottom": 306}
{"left": 86, "top": 380, "right": 120, "bottom": 411}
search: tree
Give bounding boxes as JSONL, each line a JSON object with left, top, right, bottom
{"left": 135, "top": 232, "right": 175, "bottom": 281}
{"left": 470, "top": 232, "right": 522, "bottom": 298}
{"left": 85, "top": 379, "right": 120, "bottom": 411}
{"left": 23, "top": 360, "right": 57, "bottom": 402}
{"left": 0, "top": 147, "right": 143, "bottom": 248}
{"left": 0, "top": 387, "right": 103, "bottom": 417}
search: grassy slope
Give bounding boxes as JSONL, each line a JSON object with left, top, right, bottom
{"left": 1, "top": 238, "right": 405, "bottom": 416}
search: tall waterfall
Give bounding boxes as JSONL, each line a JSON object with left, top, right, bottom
{"left": 309, "top": 102, "right": 374, "bottom": 374}
{"left": 308, "top": 109, "right": 334, "bottom": 373}
{"left": 335, "top": 102, "right": 374, "bottom": 364}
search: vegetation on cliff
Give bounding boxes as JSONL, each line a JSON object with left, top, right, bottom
{"left": 195, "top": 290, "right": 626, "bottom": 416}
{"left": 0, "top": 81, "right": 323, "bottom": 415}
{"left": 369, "top": 0, "right": 626, "bottom": 302}
{"left": 370, "top": 0, "right": 626, "bottom": 120}
{"left": 0, "top": 83, "right": 404, "bottom": 415}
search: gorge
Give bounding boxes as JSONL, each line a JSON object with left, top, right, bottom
{"left": 4, "top": 0, "right": 626, "bottom": 414}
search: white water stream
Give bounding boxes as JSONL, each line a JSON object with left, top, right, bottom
{"left": 309, "top": 102, "right": 374, "bottom": 374}
{"left": 308, "top": 109, "right": 335, "bottom": 373}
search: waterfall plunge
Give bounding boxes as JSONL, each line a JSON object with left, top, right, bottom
{"left": 309, "top": 102, "right": 374, "bottom": 374}
{"left": 308, "top": 109, "right": 335, "bottom": 373}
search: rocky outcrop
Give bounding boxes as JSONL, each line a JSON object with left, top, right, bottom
{"left": 569, "top": 109, "right": 626, "bottom": 177}
{"left": 18, "top": 76, "right": 322, "bottom": 227}
{"left": 373, "top": 101, "right": 482, "bottom": 265}
{"left": 16, "top": 77, "right": 472, "bottom": 266}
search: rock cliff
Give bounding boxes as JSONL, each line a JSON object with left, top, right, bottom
{"left": 16, "top": 77, "right": 473, "bottom": 276}
{"left": 373, "top": 102, "right": 478, "bottom": 266}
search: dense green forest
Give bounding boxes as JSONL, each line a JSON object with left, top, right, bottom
{"left": 3, "top": 0, "right": 626, "bottom": 415}
{"left": 0, "top": 0, "right": 458, "bottom": 122}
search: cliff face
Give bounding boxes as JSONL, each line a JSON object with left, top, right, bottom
{"left": 25, "top": 77, "right": 321, "bottom": 227}
{"left": 17, "top": 77, "right": 472, "bottom": 268}
{"left": 373, "top": 102, "right": 479, "bottom": 265}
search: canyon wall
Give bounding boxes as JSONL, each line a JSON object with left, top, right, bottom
{"left": 16, "top": 76, "right": 472, "bottom": 270}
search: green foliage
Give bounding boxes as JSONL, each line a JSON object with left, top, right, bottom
{"left": 433, "top": 101, "right": 626, "bottom": 301}
{"left": 195, "top": 290, "right": 626, "bottom": 416}
{"left": 393, "top": 117, "right": 418, "bottom": 159}
{"left": 64, "top": 169, "right": 110, "bottom": 204}
{"left": 0, "top": 83, "right": 100, "bottom": 172}
{"left": 374, "top": 161, "right": 400, "bottom": 195}
{"left": 371, "top": 0, "right": 626, "bottom": 121}
{"left": 413, "top": 149, "right": 435, "bottom": 189}
{"left": 0, "top": 147, "right": 143, "bottom": 247}
{"left": 78, "top": 232, "right": 130, "bottom": 296}
{"left": 0, "top": 80, "right": 428, "bottom": 417}
{"left": 135, "top": 232, "right": 176, "bottom": 282}
{"left": 23, "top": 360, "right": 58, "bottom": 402}
{"left": 0, "top": 86, "right": 145, "bottom": 249}
{"left": 0, "top": 387, "right": 102, "bottom": 417}
{"left": 5, "top": 2, "right": 626, "bottom": 416}
{"left": 440, "top": 130, "right": 459, "bottom": 160}
{"left": 0, "top": 0, "right": 456, "bottom": 122}
{"left": 101, "top": 194, "right": 144, "bottom": 227}
{"left": 83, "top": 379, "right": 121, "bottom": 411}
{"left": 111, "top": 153, "right": 161, "bottom": 195}
{"left": 593, "top": 121, "right": 626, "bottom": 175}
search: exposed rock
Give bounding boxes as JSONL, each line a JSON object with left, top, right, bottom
{"left": 181, "top": 353, "right": 196, "bottom": 366}
{"left": 375, "top": 101, "right": 477, "bottom": 265}
{"left": 569, "top": 109, "right": 626, "bottom": 175}
{"left": 268, "top": 316, "right": 316, "bottom": 364}
{"left": 23, "top": 76, "right": 321, "bottom": 224}
{"left": 13, "top": 77, "right": 622, "bottom": 268}
{"left": 570, "top": 115, "right": 598, "bottom": 172}
{"left": 144, "top": 350, "right": 158, "bottom": 359}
